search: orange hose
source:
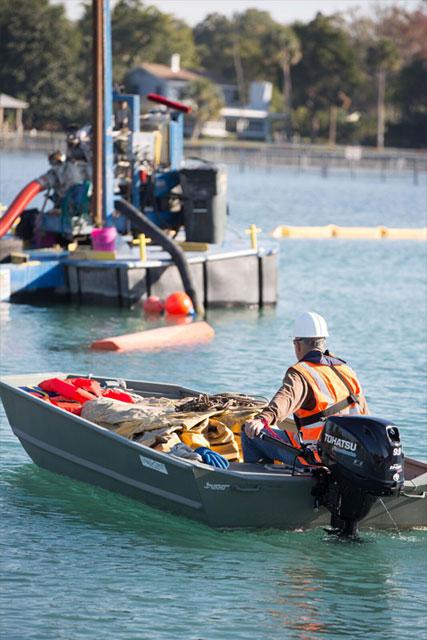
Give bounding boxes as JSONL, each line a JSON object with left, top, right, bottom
{"left": 0, "top": 180, "right": 44, "bottom": 238}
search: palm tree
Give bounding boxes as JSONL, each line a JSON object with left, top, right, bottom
{"left": 367, "top": 38, "right": 400, "bottom": 148}
{"left": 182, "top": 78, "right": 225, "bottom": 140}
{"left": 232, "top": 30, "right": 246, "bottom": 106}
{"left": 272, "top": 25, "right": 302, "bottom": 141}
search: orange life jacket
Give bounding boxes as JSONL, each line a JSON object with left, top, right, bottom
{"left": 287, "top": 354, "right": 365, "bottom": 449}
{"left": 23, "top": 378, "right": 136, "bottom": 419}
{"left": 39, "top": 378, "right": 96, "bottom": 403}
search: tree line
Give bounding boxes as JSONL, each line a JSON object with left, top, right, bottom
{"left": 0, "top": 0, "right": 425, "bottom": 148}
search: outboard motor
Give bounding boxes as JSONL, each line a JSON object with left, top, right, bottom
{"left": 314, "top": 415, "right": 405, "bottom": 536}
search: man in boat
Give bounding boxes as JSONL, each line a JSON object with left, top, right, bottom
{"left": 242, "top": 311, "right": 369, "bottom": 466}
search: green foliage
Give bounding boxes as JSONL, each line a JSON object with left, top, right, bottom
{"left": 394, "top": 58, "right": 427, "bottom": 116}
{"left": 195, "top": 9, "right": 283, "bottom": 101}
{"left": 387, "top": 57, "right": 427, "bottom": 148}
{"left": 366, "top": 37, "right": 400, "bottom": 74}
{"left": 111, "top": 0, "right": 198, "bottom": 81}
{"left": 0, "top": 0, "right": 87, "bottom": 129}
{"left": 263, "top": 23, "right": 302, "bottom": 82}
{"left": 270, "top": 86, "right": 285, "bottom": 113}
{"left": 76, "top": 0, "right": 198, "bottom": 86}
{"left": 293, "top": 14, "right": 361, "bottom": 112}
{"left": 232, "top": 10, "right": 278, "bottom": 83}
{"left": 181, "top": 78, "right": 224, "bottom": 139}
{"left": 194, "top": 13, "right": 236, "bottom": 81}
{"left": 263, "top": 24, "right": 301, "bottom": 139}
{"left": 0, "top": 0, "right": 424, "bottom": 146}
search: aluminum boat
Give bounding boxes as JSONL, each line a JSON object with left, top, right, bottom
{"left": 1, "top": 372, "right": 426, "bottom": 531}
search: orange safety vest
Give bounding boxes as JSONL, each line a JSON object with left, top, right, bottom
{"left": 287, "top": 357, "right": 365, "bottom": 448}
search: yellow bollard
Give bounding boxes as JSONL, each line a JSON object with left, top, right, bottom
{"left": 138, "top": 233, "right": 151, "bottom": 262}
{"left": 132, "top": 234, "right": 152, "bottom": 262}
{"left": 245, "top": 224, "right": 262, "bottom": 250}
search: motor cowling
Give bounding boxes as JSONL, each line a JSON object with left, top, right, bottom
{"left": 314, "top": 415, "right": 405, "bottom": 536}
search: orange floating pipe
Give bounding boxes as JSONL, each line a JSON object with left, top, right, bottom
{"left": 90, "top": 321, "right": 215, "bottom": 352}
{"left": 0, "top": 180, "right": 44, "bottom": 238}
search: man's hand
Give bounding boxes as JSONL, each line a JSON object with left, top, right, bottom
{"left": 244, "top": 418, "right": 265, "bottom": 439}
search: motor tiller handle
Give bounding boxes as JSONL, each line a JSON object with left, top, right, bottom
{"left": 258, "top": 432, "right": 319, "bottom": 465}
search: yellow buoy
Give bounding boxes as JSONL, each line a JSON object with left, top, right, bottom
{"left": 386, "top": 228, "right": 427, "bottom": 241}
{"left": 271, "top": 225, "right": 427, "bottom": 241}
{"left": 332, "top": 226, "right": 383, "bottom": 239}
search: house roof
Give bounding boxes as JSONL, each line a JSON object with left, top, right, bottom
{"left": 139, "top": 63, "right": 201, "bottom": 82}
{"left": 0, "top": 93, "right": 29, "bottom": 109}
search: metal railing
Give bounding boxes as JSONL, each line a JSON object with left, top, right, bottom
{"left": 1, "top": 133, "right": 425, "bottom": 182}
{"left": 0, "top": 131, "right": 65, "bottom": 152}
{"left": 184, "top": 141, "right": 427, "bottom": 183}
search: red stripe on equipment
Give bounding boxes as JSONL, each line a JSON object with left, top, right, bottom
{"left": 147, "top": 93, "right": 192, "bottom": 114}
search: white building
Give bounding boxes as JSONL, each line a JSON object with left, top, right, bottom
{"left": 221, "top": 82, "right": 273, "bottom": 141}
{"left": 125, "top": 56, "right": 273, "bottom": 141}
{"left": 0, "top": 93, "right": 29, "bottom": 136}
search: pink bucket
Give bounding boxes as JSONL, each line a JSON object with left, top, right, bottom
{"left": 91, "top": 227, "right": 117, "bottom": 252}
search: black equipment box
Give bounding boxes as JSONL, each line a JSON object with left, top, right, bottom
{"left": 180, "top": 163, "right": 227, "bottom": 244}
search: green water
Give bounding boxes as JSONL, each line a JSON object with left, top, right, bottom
{"left": 1, "top": 158, "right": 426, "bottom": 639}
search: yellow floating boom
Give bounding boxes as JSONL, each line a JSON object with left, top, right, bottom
{"left": 271, "top": 225, "right": 427, "bottom": 241}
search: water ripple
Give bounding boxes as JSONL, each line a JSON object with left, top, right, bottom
{"left": 1, "top": 163, "right": 426, "bottom": 639}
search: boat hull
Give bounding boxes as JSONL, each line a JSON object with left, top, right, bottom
{"left": 1, "top": 373, "right": 426, "bottom": 530}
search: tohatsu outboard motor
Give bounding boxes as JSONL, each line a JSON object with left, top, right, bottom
{"left": 314, "top": 415, "right": 405, "bottom": 536}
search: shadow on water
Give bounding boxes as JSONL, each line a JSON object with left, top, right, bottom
{"left": 3, "top": 463, "right": 310, "bottom": 555}
{"left": 4, "top": 462, "right": 422, "bottom": 550}
{"left": 4, "top": 463, "right": 217, "bottom": 547}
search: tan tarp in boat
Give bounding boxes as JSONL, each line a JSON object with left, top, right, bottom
{"left": 81, "top": 395, "right": 268, "bottom": 461}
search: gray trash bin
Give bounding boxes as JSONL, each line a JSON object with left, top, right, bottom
{"left": 180, "top": 162, "right": 227, "bottom": 244}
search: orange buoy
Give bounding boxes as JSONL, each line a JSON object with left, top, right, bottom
{"left": 164, "top": 291, "right": 194, "bottom": 316}
{"left": 143, "top": 296, "right": 164, "bottom": 314}
{"left": 90, "top": 321, "right": 215, "bottom": 352}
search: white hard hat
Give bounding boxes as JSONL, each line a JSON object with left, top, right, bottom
{"left": 293, "top": 311, "right": 329, "bottom": 338}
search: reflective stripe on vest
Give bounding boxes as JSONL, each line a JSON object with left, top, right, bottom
{"left": 291, "top": 361, "right": 363, "bottom": 444}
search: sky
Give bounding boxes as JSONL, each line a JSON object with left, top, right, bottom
{"left": 58, "top": 0, "right": 423, "bottom": 24}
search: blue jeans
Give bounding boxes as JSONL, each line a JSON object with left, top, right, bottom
{"left": 241, "top": 428, "right": 304, "bottom": 468}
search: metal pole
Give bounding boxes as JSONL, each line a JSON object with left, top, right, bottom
{"left": 329, "top": 105, "right": 337, "bottom": 147}
{"left": 92, "top": 0, "right": 104, "bottom": 227}
{"left": 413, "top": 159, "right": 418, "bottom": 186}
{"left": 377, "top": 68, "right": 386, "bottom": 150}
{"left": 102, "top": 0, "right": 115, "bottom": 221}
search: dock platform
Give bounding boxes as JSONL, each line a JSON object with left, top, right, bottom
{"left": 0, "top": 241, "right": 278, "bottom": 307}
